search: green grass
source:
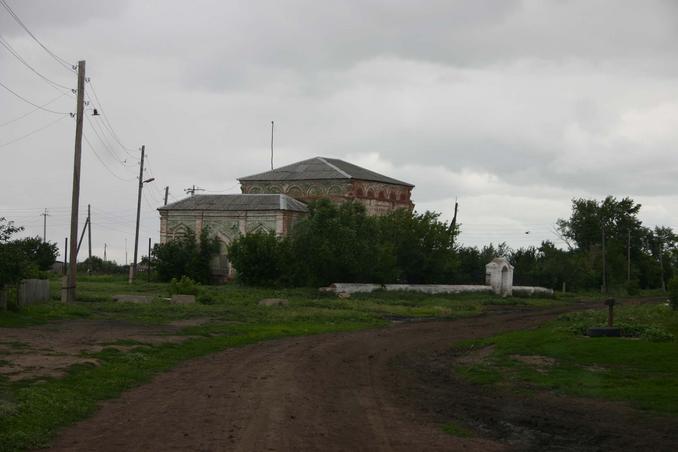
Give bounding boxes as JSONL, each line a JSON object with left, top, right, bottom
{"left": 456, "top": 302, "right": 678, "bottom": 414}
{"left": 441, "top": 420, "right": 474, "bottom": 437}
{"left": 0, "top": 277, "right": 588, "bottom": 451}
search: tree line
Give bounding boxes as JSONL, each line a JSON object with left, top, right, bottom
{"left": 224, "top": 196, "right": 678, "bottom": 291}
{"left": 3, "top": 194, "right": 676, "bottom": 295}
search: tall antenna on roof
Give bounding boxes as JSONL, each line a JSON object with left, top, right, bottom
{"left": 270, "top": 120, "right": 274, "bottom": 170}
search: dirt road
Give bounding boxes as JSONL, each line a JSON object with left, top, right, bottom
{"left": 47, "top": 302, "right": 678, "bottom": 451}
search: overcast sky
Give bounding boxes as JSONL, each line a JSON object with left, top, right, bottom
{"left": 2, "top": 0, "right": 678, "bottom": 263}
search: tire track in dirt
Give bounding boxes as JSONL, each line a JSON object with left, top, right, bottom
{"left": 45, "top": 300, "right": 673, "bottom": 451}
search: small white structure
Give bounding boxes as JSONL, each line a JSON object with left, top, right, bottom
{"left": 485, "top": 257, "right": 514, "bottom": 296}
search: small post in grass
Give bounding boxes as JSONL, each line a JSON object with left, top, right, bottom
{"left": 606, "top": 298, "right": 615, "bottom": 327}
{"left": 587, "top": 298, "right": 621, "bottom": 337}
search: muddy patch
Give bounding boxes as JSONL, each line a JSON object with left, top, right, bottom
{"left": 510, "top": 354, "right": 556, "bottom": 373}
{"left": 0, "top": 319, "right": 200, "bottom": 381}
{"left": 456, "top": 345, "right": 495, "bottom": 366}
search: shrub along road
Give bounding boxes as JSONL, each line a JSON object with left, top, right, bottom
{"left": 46, "top": 299, "right": 678, "bottom": 452}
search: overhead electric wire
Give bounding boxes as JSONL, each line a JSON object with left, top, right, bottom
{"left": 0, "top": 92, "right": 68, "bottom": 127}
{"left": 0, "top": 114, "right": 68, "bottom": 148}
{"left": 0, "top": 79, "right": 70, "bottom": 114}
{"left": 0, "top": 0, "right": 74, "bottom": 72}
{"left": 83, "top": 133, "right": 136, "bottom": 182}
{"left": 86, "top": 78, "right": 138, "bottom": 158}
{"left": 0, "top": 34, "right": 73, "bottom": 92}
{"left": 85, "top": 113, "right": 135, "bottom": 172}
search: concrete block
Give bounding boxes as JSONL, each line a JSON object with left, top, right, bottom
{"left": 258, "top": 298, "right": 289, "bottom": 306}
{"left": 171, "top": 294, "right": 196, "bottom": 304}
{"left": 112, "top": 294, "right": 151, "bottom": 304}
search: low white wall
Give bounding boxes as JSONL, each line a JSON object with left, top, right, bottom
{"left": 322, "top": 283, "right": 494, "bottom": 295}
{"left": 322, "top": 282, "right": 553, "bottom": 297}
{"left": 512, "top": 286, "right": 554, "bottom": 297}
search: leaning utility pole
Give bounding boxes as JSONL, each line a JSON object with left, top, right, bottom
{"left": 41, "top": 208, "right": 49, "bottom": 241}
{"left": 164, "top": 186, "right": 169, "bottom": 206}
{"left": 64, "top": 60, "right": 85, "bottom": 303}
{"left": 129, "top": 145, "right": 145, "bottom": 284}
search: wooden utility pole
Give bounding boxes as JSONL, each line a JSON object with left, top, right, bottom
{"left": 103, "top": 243, "right": 107, "bottom": 262}
{"left": 129, "top": 145, "right": 145, "bottom": 284}
{"left": 64, "top": 60, "right": 85, "bottom": 303}
{"left": 63, "top": 237, "right": 68, "bottom": 275}
{"left": 601, "top": 228, "right": 607, "bottom": 294}
{"left": 270, "top": 120, "right": 274, "bottom": 170}
{"left": 164, "top": 186, "right": 169, "bottom": 206}
{"left": 87, "top": 204, "right": 92, "bottom": 261}
{"left": 76, "top": 216, "right": 89, "bottom": 256}
{"left": 148, "top": 237, "right": 152, "bottom": 282}
{"left": 41, "top": 208, "right": 49, "bottom": 241}
{"left": 184, "top": 185, "right": 204, "bottom": 196}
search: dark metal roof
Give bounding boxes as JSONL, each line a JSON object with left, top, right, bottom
{"left": 238, "top": 157, "right": 414, "bottom": 187}
{"left": 158, "top": 194, "right": 308, "bottom": 212}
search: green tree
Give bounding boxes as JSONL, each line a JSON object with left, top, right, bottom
{"left": 0, "top": 218, "right": 30, "bottom": 289}
{"left": 377, "top": 209, "right": 458, "bottom": 283}
{"left": 14, "top": 237, "right": 59, "bottom": 271}
{"left": 228, "top": 230, "right": 289, "bottom": 285}
{"left": 152, "top": 227, "right": 221, "bottom": 283}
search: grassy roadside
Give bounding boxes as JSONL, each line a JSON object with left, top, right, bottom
{"left": 0, "top": 277, "right": 596, "bottom": 451}
{"left": 454, "top": 301, "right": 678, "bottom": 414}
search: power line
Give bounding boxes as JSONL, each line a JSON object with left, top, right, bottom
{"left": 0, "top": 92, "right": 68, "bottom": 127}
{"left": 85, "top": 113, "right": 134, "bottom": 171}
{"left": 86, "top": 78, "right": 138, "bottom": 158}
{"left": 0, "top": 114, "right": 68, "bottom": 148}
{"left": 0, "top": 79, "right": 71, "bottom": 114}
{"left": 0, "top": 0, "right": 74, "bottom": 72}
{"left": 0, "top": 34, "right": 73, "bottom": 91}
{"left": 82, "top": 133, "right": 136, "bottom": 182}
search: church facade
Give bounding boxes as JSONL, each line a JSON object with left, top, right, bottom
{"left": 158, "top": 156, "right": 414, "bottom": 280}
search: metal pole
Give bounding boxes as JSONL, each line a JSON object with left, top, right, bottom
{"left": 129, "top": 145, "right": 145, "bottom": 283}
{"left": 270, "top": 120, "right": 274, "bottom": 170}
{"left": 65, "top": 60, "right": 86, "bottom": 302}
{"left": 164, "top": 186, "right": 169, "bottom": 206}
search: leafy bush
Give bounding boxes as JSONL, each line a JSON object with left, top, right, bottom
{"left": 197, "top": 291, "right": 216, "bottom": 305}
{"left": 153, "top": 227, "right": 221, "bottom": 283}
{"left": 669, "top": 277, "right": 678, "bottom": 311}
{"left": 227, "top": 230, "right": 289, "bottom": 286}
{"left": 227, "top": 200, "right": 458, "bottom": 287}
{"left": 169, "top": 276, "right": 200, "bottom": 295}
{"left": 626, "top": 279, "right": 641, "bottom": 296}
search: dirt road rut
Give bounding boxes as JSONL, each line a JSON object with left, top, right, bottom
{"left": 47, "top": 303, "right": 677, "bottom": 451}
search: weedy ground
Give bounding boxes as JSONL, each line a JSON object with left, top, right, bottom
{"left": 0, "top": 275, "right": 627, "bottom": 451}
{"left": 455, "top": 301, "right": 678, "bottom": 414}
